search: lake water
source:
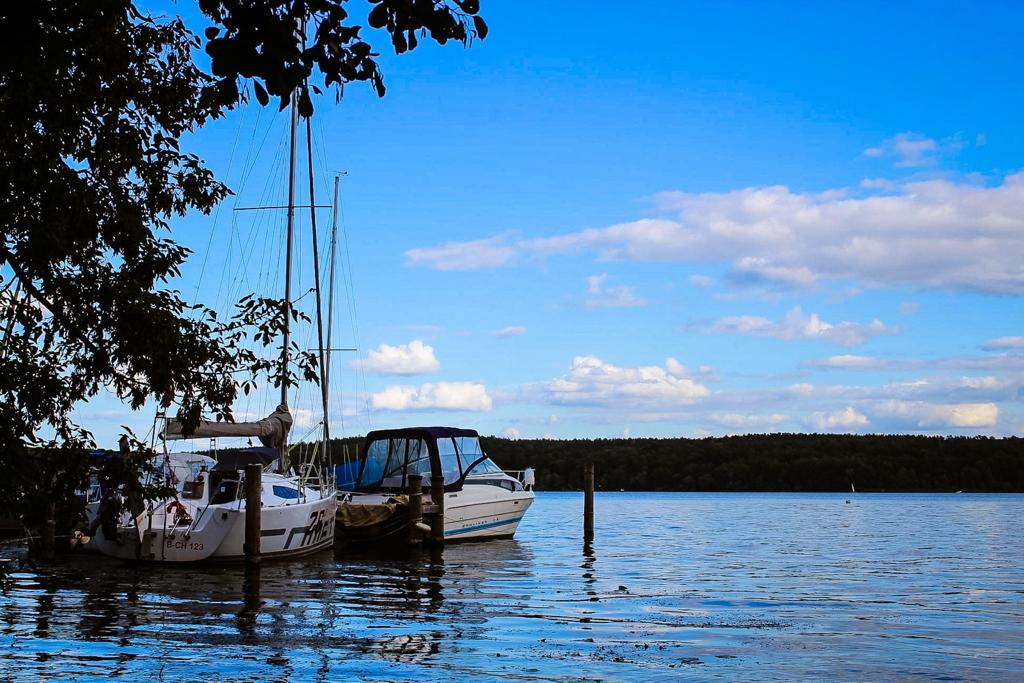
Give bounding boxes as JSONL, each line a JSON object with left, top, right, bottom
{"left": 1, "top": 492, "right": 1022, "bottom": 681}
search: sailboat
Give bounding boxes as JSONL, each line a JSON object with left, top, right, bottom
{"left": 86, "top": 82, "right": 336, "bottom": 562}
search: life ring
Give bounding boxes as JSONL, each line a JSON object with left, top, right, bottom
{"left": 165, "top": 500, "right": 193, "bottom": 526}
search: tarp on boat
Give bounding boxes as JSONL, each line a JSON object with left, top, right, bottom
{"left": 162, "top": 405, "right": 292, "bottom": 449}
{"left": 336, "top": 496, "right": 407, "bottom": 529}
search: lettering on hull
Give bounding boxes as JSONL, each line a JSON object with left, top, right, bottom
{"left": 283, "top": 508, "right": 334, "bottom": 550}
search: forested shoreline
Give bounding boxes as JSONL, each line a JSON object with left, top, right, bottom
{"left": 329, "top": 433, "right": 1024, "bottom": 492}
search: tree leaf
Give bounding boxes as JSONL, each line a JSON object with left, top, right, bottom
{"left": 473, "top": 15, "right": 488, "bottom": 39}
{"left": 298, "top": 87, "right": 314, "bottom": 118}
{"left": 253, "top": 80, "right": 269, "bottom": 106}
{"left": 368, "top": 3, "right": 388, "bottom": 29}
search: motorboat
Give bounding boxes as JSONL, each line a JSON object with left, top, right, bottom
{"left": 336, "top": 427, "right": 533, "bottom": 543}
{"left": 86, "top": 406, "right": 335, "bottom": 562}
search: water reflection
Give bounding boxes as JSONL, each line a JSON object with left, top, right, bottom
{"left": 2, "top": 493, "right": 1023, "bottom": 680}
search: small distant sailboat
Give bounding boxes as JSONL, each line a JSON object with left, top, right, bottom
{"left": 851, "top": 483, "right": 856, "bottom": 494}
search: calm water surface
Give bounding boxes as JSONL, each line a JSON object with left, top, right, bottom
{"left": 1, "top": 492, "right": 1022, "bottom": 681}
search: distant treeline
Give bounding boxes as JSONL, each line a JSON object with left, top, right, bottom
{"left": 324, "top": 433, "right": 1024, "bottom": 492}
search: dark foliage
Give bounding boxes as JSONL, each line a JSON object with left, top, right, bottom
{"left": 313, "top": 432, "right": 1023, "bottom": 492}
{"left": 200, "top": 0, "right": 487, "bottom": 114}
{"left": 0, "top": 0, "right": 487, "bottom": 531}
{"left": 477, "top": 434, "right": 1024, "bottom": 492}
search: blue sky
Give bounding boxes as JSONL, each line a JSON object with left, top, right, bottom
{"left": 79, "top": 1, "right": 1024, "bottom": 445}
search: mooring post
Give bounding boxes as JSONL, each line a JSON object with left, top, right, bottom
{"left": 583, "top": 462, "right": 595, "bottom": 541}
{"left": 407, "top": 474, "right": 424, "bottom": 544}
{"left": 244, "top": 464, "right": 262, "bottom": 565}
{"left": 42, "top": 502, "right": 56, "bottom": 562}
{"left": 430, "top": 473, "right": 445, "bottom": 545}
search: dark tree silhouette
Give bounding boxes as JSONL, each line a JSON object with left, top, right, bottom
{"left": 478, "top": 434, "right": 1024, "bottom": 492}
{"left": 0, "top": 0, "right": 486, "bottom": 527}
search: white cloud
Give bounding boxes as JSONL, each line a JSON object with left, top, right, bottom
{"left": 982, "top": 336, "right": 1024, "bottom": 350}
{"left": 371, "top": 382, "right": 492, "bottom": 411}
{"left": 956, "top": 376, "right": 1001, "bottom": 390}
{"left": 708, "top": 307, "right": 896, "bottom": 347}
{"left": 860, "top": 177, "right": 899, "bottom": 191}
{"left": 811, "top": 406, "right": 869, "bottom": 431}
{"left": 546, "top": 355, "right": 710, "bottom": 408}
{"left": 501, "top": 427, "right": 521, "bottom": 440}
{"left": 863, "top": 132, "right": 944, "bottom": 168}
{"left": 711, "top": 413, "right": 789, "bottom": 430}
{"left": 728, "top": 256, "right": 817, "bottom": 289}
{"left": 878, "top": 401, "right": 998, "bottom": 428}
{"left": 509, "top": 349, "right": 1021, "bottom": 435}
{"left": 404, "top": 235, "right": 516, "bottom": 270}
{"left": 688, "top": 274, "right": 715, "bottom": 288}
{"left": 899, "top": 302, "right": 921, "bottom": 316}
{"left": 492, "top": 325, "right": 527, "bottom": 338}
{"left": 354, "top": 340, "right": 440, "bottom": 375}
{"left": 584, "top": 274, "right": 647, "bottom": 308}
{"left": 809, "top": 354, "right": 887, "bottom": 369}
{"left": 407, "top": 173, "right": 1024, "bottom": 294}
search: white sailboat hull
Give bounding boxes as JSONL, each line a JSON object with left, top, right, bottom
{"left": 87, "top": 475, "right": 335, "bottom": 562}
{"left": 211, "top": 494, "right": 335, "bottom": 559}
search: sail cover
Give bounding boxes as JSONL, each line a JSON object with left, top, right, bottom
{"left": 162, "top": 404, "right": 293, "bottom": 449}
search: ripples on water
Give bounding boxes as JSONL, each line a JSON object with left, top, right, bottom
{"left": 1, "top": 492, "right": 1022, "bottom": 681}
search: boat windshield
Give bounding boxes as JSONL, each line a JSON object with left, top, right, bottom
{"left": 436, "top": 438, "right": 463, "bottom": 484}
{"left": 454, "top": 436, "right": 504, "bottom": 476}
{"left": 359, "top": 438, "right": 428, "bottom": 489}
{"left": 464, "top": 457, "right": 504, "bottom": 475}
{"left": 358, "top": 433, "right": 502, "bottom": 490}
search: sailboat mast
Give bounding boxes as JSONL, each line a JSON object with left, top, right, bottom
{"left": 281, "top": 90, "right": 299, "bottom": 409}
{"left": 326, "top": 174, "right": 340, "bottom": 386}
{"left": 304, "top": 117, "right": 330, "bottom": 461}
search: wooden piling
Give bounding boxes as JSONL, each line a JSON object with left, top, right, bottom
{"left": 407, "top": 474, "right": 423, "bottom": 545}
{"left": 430, "top": 473, "right": 445, "bottom": 544}
{"left": 583, "top": 462, "right": 594, "bottom": 541}
{"left": 244, "top": 464, "right": 262, "bottom": 565}
{"left": 42, "top": 502, "right": 56, "bottom": 562}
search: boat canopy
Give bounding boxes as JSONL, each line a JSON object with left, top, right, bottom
{"left": 364, "top": 426, "right": 481, "bottom": 441}
{"left": 355, "top": 427, "right": 503, "bottom": 493}
{"left": 214, "top": 447, "right": 279, "bottom": 471}
{"left": 162, "top": 404, "right": 292, "bottom": 449}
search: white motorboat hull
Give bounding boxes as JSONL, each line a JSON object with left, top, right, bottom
{"left": 444, "top": 485, "right": 533, "bottom": 540}
{"left": 337, "top": 483, "right": 533, "bottom": 543}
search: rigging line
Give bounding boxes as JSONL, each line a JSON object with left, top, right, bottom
{"left": 230, "top": 123, "right": 289, "bottom": 419}
{"left": 248, "top": 149, "right": 288, "bottom": 309}
{"left": 235, "top": 103, "right": 275, "bottom": 198}
{"left": 220, "top": 128, "right": 288, "bottom": 316}
{"left": 299, "top": 111, "right": 331, "bottom": 454}
{"left": 327, "top": 174, "right": 342, "bottom": 437}
{"left": 335, "top": 177, "right": 372, "bottom": 432}
{"left": 221, "top": 114, "right": 285, "bottom": 316}
{"left": 308, "top": 119, "right": 342, "bottom": 439}
{"left": 188, "top": 103, "right": 248, "bottom": 317}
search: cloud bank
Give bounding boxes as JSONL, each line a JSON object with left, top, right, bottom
{"left": 371, "top": 381, "right": 492, "bottom": 411}
{"left": 406, "top": 173, "right": 1024, "bottom": 294}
